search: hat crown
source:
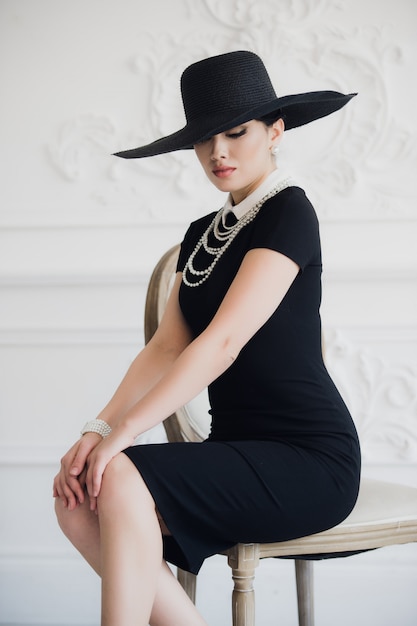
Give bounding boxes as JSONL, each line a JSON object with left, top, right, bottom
{"left": 180, "top": 51, "right": 277, "bottom": 123}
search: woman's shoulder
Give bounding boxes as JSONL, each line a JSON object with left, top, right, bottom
{"left": 266, "top": 185, "right": 314, "bottom": 210}
{"left": 183, "top": 210, "right": 218, "bottom": 240}
{"left": 258, "top": 185, "right": 318, "bottom": 226}
{"left": 248, "top": 185, "right": 321, "bottom": 269}
{"left": 189, "top": 210, "right": 218, "bottom": 229}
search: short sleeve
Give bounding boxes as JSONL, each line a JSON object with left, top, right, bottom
{"left": 248, "top": 187, "right": 321, "bottom": 271}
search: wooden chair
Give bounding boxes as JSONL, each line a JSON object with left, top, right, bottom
{"left": 144, "top": 243, "right": 417, "bottom": 626}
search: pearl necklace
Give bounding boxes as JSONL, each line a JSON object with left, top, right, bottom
{"left": 182, "top": 177, "right": 294, "bottom": 287}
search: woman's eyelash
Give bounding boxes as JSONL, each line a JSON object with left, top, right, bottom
{"left": 226, "top": 129, "right": 246, "bottom": 139}
{"left": 194, "top": 128, "right": 246, "bottom": 146}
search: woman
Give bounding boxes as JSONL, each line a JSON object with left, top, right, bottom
{"left": 54, "top": 51, "right": 361, "bottom": 626}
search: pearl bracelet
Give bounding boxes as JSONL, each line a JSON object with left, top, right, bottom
{"left": 81, "top": 419, "right": 112, "bottom": 438}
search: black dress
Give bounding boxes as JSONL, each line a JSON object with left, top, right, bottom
{"left": 124, "top": 186, "right": 361, "bottom": 575}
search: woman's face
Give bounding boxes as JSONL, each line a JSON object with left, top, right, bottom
{"left": 194, "top": 119, "right": 284, "bottom": 204}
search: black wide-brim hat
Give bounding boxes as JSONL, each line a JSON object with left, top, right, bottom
{"left": 114, "top": 50, "right": 356, "bottom": 159}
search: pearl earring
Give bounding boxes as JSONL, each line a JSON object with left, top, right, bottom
{"left": 271, "top": 145, "right": 280, "bottom": 157}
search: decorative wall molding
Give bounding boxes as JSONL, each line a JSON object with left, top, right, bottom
{"left": 47, "top": 115, "right": 118, "bottom": 183}
{"left": 0, "top": 328, "right": 141, "bottom": 347}
{"left": 33, "top": 1, "right": 416, "bottom": 225}
{"left": 325, "top": 329, "right": 417, "bottom": 464}
{"left": 0, "top": 546, "right": 80, "bottom": 560}
{"left": 198, "top": 0, "right": 333, "bottom": 27}
{"left": 0, "top": 271, "right": 148, "bottom": 287}
{"left": 0, "top": 444, "right": 66, "bottom": 467}
{"left": 323, "top": 326, "right": 417, "bottom": 345}
{"left": 0, "top": 210, "right": 193, "bottom": 229}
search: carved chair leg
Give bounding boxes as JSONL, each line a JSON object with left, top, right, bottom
{"left": 295, "top": 559, "right": 314, "bottom": 626}
{"left": 227, "top": 543, "right": 260, "bottom": 626}
{"left": 177, "top": 568, "right": 197, "bottom": 604}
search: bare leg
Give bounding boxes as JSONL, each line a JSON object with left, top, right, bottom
{"left": 97, "top": 453, "right": 162, "bottom": 625}
{"left": 55, "top": 454, "right": 208, "bottom": 626}
{"left": 150, "top": 560, "right": 208, "bottom": 626}
{"left": 55, "top": 494, "right": 101, "bottom": 574}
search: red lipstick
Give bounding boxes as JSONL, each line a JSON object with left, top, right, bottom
{"left": 212, "top": 166, "right": 236, "bottom": 178}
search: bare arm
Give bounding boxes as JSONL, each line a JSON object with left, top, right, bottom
{"left": 121, "top": 248, "right": 299, "bottom": 436}
{"left": 86, "top": 248, "right": 299, "bottom": 504}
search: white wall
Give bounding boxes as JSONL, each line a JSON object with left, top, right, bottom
{"left": 1, "top": 1, "right": 416, "bottom": 624}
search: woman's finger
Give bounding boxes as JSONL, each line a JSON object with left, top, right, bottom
{"left": 52, "top": 474, "right": 60, "bottom": 499}
{"left": 85, "top": 448, "right": 112, "bottom": 509}
{"left": 78, "top": 466, "right": 87, "bottom": 491}
{"left": 84, "top": 431, "right": 129, "bottom": 511}
{"left": 62, "top": 481, "right": 78, "bottom": 511}
{"left": 58, "top": 473, "right": 79, "bottom": 510}
{"left": 53, "top": 474, "right": 68, "bottom": 508}
{"left": 53, "top": 467, "right": 85, "bottom": 509}
{"left": 69, "top": 434, "right": 100, "bottom": 477}
{"left": 86, "top": 457, "right": 104, "bottom": 503}
{"left": 68, "top": 475, "right": 85, "bottom": 507}
{"left": 89, "top": 494, "right": 98, "bottom": 514}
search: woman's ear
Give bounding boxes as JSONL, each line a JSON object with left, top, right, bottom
{"left": 270, "top": 118, "right": 285, "bottom": 146}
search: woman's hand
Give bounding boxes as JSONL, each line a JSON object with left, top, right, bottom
{"left": 85, "top": 426, "right": 137, "bottom": 513}
{"left": 53, "top": 432, "right": 101, "bottom": 511}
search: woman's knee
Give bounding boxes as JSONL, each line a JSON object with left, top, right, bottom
{"left": 54, "top": 496, "right": 71, "bottom": 534}
{"left": 54, "top": 496, "right": 91, "bottom": 542}
{"left": 98, "top": 453, "right": 155, "bottom": 515}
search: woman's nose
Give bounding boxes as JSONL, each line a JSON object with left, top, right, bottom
{"left": 210, "top": 135, "right": 227, "bottom": 160}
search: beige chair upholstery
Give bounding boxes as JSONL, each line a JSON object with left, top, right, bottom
{"left": 144, "top": 243, "right": 417, "bottom": 626}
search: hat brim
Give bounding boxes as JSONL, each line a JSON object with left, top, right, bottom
{"left": 114, "top": 91, "right": 356, "bottom": 159}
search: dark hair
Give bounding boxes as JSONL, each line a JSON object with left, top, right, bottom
{"left": 256, "top": 112, "right": 286, "bottom": 127}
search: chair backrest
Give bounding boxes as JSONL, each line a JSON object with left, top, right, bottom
{"left": 144, "top": 244, "right": 211, "bottom": 443}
